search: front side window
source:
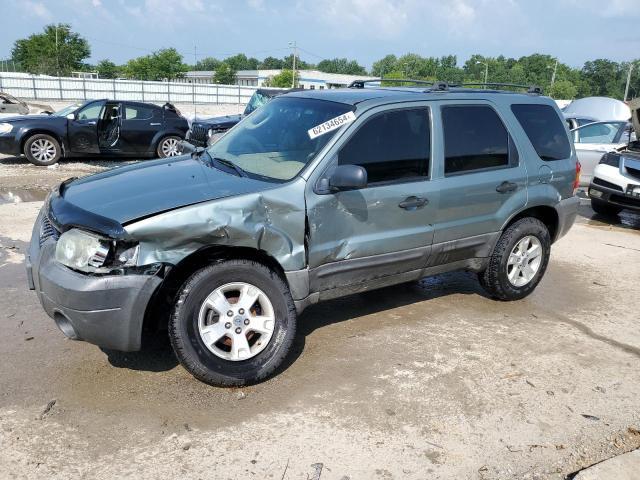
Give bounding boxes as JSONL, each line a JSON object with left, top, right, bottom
{"left": 76, "top": 103, "right": 104, "bottom": 121}
{"left": 573, "top": 121, "right": 626, "bottom": 144}
{"left": 512, "top": 104, "right": 571, "bottom": 161}
{"left": 338, "top": 108, "right": 430, "bottom": 183}
{"left": 207, "top": 97, "right": 353, "bottom": 181}
{"left": 442, "top": 105, "right": 510, "bottom": 175}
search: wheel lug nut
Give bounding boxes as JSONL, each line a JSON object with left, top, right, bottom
{"left": 225, "top": 322, "right": 231, "bottom": 329}
{"left": 235, "top": 327, "right": 242, "bottom": 334}
{"left": 227, "top": 310, "right": 233, "bottom": 317}
{"left": 239, "top": 308, "right": 245, "bottom": 315}
{"left": 244, "top": 318, "right": 250, "bottom": 325}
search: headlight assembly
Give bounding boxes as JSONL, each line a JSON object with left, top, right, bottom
{"left": 0, "top": 123, "right": 13, "bottom": 134}
{"left": 54, "top": 228, "right": 138, "bottom": 273}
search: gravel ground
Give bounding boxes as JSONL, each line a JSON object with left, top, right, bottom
{"left": 1, "top": 155, "right": 640, "bottom": 479}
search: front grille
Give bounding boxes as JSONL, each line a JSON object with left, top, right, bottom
{"left": 39, "top": 214, "right": 60, "bottom": 247}
{"left": 189, "top": 124, "right": 208, "bottom": 144}
{"left": 626, "top": 165, "right": 640, "bottom": 181}
{"left": 610, "top": 194, "right": 640, "bottom": 209}
{"left": 592, "top": 177, "right": 624, "bottom": 191}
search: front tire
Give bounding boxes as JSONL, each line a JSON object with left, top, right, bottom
{"left": 479, "top": 217, "right": 551, "bottom": 301}
{"left": 591, "top": 199, "right": 622, "bottom": 217}
{"left": 156, "top": 135, "right": 182, "bottom": 158}
{"left": 24, "top": 134, "right": 61, "bottom": 166}
{"left": 169, "top": 260, "right": 297, "bottom": 387}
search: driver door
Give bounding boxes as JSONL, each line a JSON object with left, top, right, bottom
{"left": 67, "top": 101, "right": 105, "bottom": 154}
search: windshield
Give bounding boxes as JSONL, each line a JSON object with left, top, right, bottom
{"left": 243, "top": 91, "right": 273, "bottom": 115}
{"left": 53, "top": 102, "right": 85, "bottom": 117}
{"left": 207, "top": 96, "right": 354, "bottom": 181}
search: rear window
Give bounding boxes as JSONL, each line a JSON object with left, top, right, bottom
{"left": 511, "top": 104, "right": 571, "bottom": 161}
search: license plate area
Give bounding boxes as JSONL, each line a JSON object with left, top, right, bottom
{"left": 627, "top": 185, "right": 640, "bottom": 198}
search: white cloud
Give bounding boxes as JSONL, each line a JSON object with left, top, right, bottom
{"left": 22, "top": 1, "right": 53, "bottom": 20}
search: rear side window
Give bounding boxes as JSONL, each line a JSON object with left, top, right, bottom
{"left": 125, "top": 105, "right": 154, "bottom": 120}
{"left": 511, "top": 104, "right": 571, "bottom": 161}
{"left": 338, "top": 108, "right": 430, "bottom": 183}
{"left": 442, "top": 105, "right": 511, "bottom": 175}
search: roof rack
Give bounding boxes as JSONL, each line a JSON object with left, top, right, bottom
{"left": 348, "top": 78, "right": 543, "bottom": 95}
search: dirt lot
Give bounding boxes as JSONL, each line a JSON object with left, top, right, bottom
{"left": 1, "top": 154, "right": 640, "bottom": 479}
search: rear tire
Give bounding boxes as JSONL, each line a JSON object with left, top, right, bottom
{"left": 169, "top": 259, "right": 297, "bottom": 387}
{"left": 479, "top": 217, "right": 551, "bottom": 301}
{"left": 24, "top": 134, "right": 61, "bottom": 166}
{"left": 591, "top": 199, "right": 622, "bottom": 217}
{"left": 156, "top": 135, "right": 182, "bottom": 158}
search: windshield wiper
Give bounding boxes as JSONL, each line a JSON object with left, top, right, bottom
{"left": 210, "top": 156, "right": 248, "bottom": 177}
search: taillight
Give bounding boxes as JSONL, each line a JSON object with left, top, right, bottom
{"left": 573, "top": 160, "right": 581, "bottom": 195}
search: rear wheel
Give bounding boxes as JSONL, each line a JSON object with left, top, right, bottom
{"left": 156, "top": 135, "right": 182, "bottom": 158}
{"left": 169, "top": 259, "right": 297, "bottom": 387}
{"left": 591, "top": 199, "right": 622, "bottom": 217}
{"left": 24, "top": 134, "right": 61, "bottom": 166}
{"left": 479, "top": 217, "right": 551, "bottom": 301}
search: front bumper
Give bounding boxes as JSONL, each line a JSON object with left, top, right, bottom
{"left": 27, "top": 210, "right": 163, "bottom": 352}
{"left": 0, "top": 134, "right": 20, "bottom": 155}
{"left": 588, "top": 181, "right": 640, "bottom": 212}
{"left": 554, "top": 195, "right": 580, "bottom": 241}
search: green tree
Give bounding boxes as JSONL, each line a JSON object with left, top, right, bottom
{"left": 96, "top": 59, "right": 120, "bottom": 79}
{"left": 123, "top": 48, "right": 187, "bottom": 81}
{"left": 317, "top": 58, "right": 367, "bottom": 75}
{"left": 581, "top": 59, "right": 624, "bottom": 98}
{"left": 224, "top": 54, "right": 259, "bottom": 71}
{"left": 371, "top": 54, "right": 398, "bottom": 77}
{"left": 549, "top": 80, "right": 577, "bottom": 99}
{"left": 213, "top": 62, "right": 236, "bottom": 84}
{"left": 195, "top": 57, "right": 221, "bottom": 71}
{"left": 258, "top": 56, "right": 284, "bottom": 69}
{"left": 263, "top": 69, "right": 298, "bottom": 88}
{"left": 281, "top": 54, "right": 313, "bottom": 71}
{"left": 12, "top": 23, "right": 90, "bottom": 76}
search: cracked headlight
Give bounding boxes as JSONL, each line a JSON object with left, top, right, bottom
{"left": 55, "top": 228, "right": 138, "bottom": 272}
{"left": 0, "top": 123, "right": 13, "bottom": 134}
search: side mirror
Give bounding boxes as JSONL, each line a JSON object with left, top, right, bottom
{"left": 179, "top": 140, "right": 199, "bottom": 155}
{"left": 66, "top": 113, "right": 75, "bottom": 120}
{"left": 329, "top": 164, "right": 367, "bottom": 191}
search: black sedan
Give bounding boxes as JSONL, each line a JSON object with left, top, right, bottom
{"left": 0, "top": 99, "right": 188, "bottom": 166}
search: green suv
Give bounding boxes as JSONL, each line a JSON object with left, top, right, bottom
{"left": 27, "top": 82, "right": 580, "bottom": 386}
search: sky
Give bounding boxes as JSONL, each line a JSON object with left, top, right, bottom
{"left": 1, "top": 0, "right": 638, "bottom": 69}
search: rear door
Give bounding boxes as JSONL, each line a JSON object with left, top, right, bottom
{"left": 67, "top": 101, "right": 105, "bottom": 154}
{"left": 119, "top": 102, "right": 161, "bottom": 153}
{"left": 429, "top": 101, "right": 528, "bottom": 258}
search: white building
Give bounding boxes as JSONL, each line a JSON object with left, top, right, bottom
{"left": 182, "top": 69, "right": 377, "bottom": 89}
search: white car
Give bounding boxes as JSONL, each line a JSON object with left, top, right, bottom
{"left": 588, "top": 151, "right": 640, "bottom": 216}
{"left": 572, "top": 120, "right": 634, "bottom": 186}
{"left": 588, "top": 98, "right": 640, "bottom": 216}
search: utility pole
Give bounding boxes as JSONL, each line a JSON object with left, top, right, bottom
{"left": 624, "top": 62, "right": 634, "bottom": 102}
{"left": 193, "top": 45, "right": 197, "bottom": 118}
{"left": 289, "top": 41, "right": 297, "bottom": 88}
{"left": 550, "top": 59, "right": 558, "bottom": 89}
{"left": 55, "top": 25, "right": 60, "bottom": 77}
{"left": 476, "top": 60, "right": 488, "bottom": 88}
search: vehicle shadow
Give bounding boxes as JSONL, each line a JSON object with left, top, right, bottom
{"left": 101, "top": 271, "right": 486, "bottom": 378}
{"left": 578, "top": 200, "right": 640, "bottom": 230}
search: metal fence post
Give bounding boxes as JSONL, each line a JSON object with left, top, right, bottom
{"left": 58, "top": 76, "right": 63, "bottom": 100}
{"left": 192, "top": 81, "right": 195, "bottom": 105}
{"left": 0, "top": 74, "right": 3, "bottom": 92}
{"left": 216, "top": 85, "right": 219, "bottom": 104}
{"left": 167, "top": 82, "right": 170, "bottom": 103}
{"left": 32, "top": 76, "right": 37, "bottom": 99}
{"left": 238, "top": 85, "right": 241, "bottom": 105}
{"left": 112, "top": 79, "right": 116, "bottom": 99}
{"left": 141, "top": 81, "right": 145, "bottom": 102}
{"left": 82, "top": 77, "right": 87, "bottom": 100}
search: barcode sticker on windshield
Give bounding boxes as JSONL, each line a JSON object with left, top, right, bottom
{"left": 308, "top": 111, "right": 356, "bottom": 139}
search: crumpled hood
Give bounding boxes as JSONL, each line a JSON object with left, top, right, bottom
{"left": 60, "top": 155, "right": 271, "bottom": 225}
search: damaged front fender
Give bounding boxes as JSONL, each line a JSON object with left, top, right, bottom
{"left": 124, "top": 178, "right": 308, "bottom": 272}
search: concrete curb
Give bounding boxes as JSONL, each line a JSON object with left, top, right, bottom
{"left": 574, "top": 449, "right": 640, "bottom": 480}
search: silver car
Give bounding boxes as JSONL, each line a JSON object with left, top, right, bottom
{"left": 0, "top": 92, "right": 53, "bottom": 118}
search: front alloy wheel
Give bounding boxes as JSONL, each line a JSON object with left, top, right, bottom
{"left": 506, "top": 235, "right": 543, "bottom": 287}
{"left": 169, "top": 259, "right": 297, "bottom": 387}
{"left": 24, "top": 134, "right": 61, "bottom": 166}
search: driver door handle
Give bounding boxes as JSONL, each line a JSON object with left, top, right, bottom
{"left": 496, "top": 181, "right": 518, "bottom": 194}
{"left": 399, "top": 196, "right": 429, "bottom": 210}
